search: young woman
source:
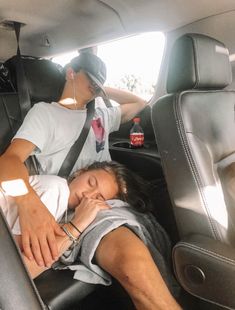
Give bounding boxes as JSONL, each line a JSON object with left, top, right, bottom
{"left": 0, "top": 160, "right": 151, "bottom": 276}
{"left": 0, "top": 161, "right": 182, "bottom": 310}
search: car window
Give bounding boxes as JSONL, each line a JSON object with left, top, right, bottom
{"left": 98, "top": 32, "right": 165, "bottom": 101}
{"left": 52, "top": 32, "right": 165, "bottom": 102}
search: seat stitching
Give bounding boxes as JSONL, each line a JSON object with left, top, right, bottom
{"left": 191, "top": 36, "right": 200, "bottom": 89}
{"left": 174, "top": 241, "right": 235, "bottom": 265}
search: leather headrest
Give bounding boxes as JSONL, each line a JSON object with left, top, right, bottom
{"left": 167, "top": 33, "right": 232, "bottom": 93}
{"left": 5, "top": 56, "right": 65, "bottom": 103}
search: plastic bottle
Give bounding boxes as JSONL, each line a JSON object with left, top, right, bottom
{"left": 130, "top": 117, "right": 144, "bottom": 148}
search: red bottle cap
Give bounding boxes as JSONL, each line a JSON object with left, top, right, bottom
{"left": 133, "top": 117, "right": 140, "bottom": 123}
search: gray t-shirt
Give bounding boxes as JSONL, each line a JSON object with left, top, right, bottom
{"left": 13, "top": 101, "right": 121, "bottom": 175}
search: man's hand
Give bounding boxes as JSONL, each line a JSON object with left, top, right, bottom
{"left": 0, "top": 139, "right": 64, "bottom": 267}
{"left": 18, "top": 200, "right": 65, "bottom": 267}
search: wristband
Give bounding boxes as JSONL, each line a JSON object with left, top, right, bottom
{"left": 69, "top": 221, "right": 82, "bottom": 234}
{"left": 61, "top": 225, "right": 79, "bottom": 245}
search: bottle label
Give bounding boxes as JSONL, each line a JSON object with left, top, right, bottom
{"left": 130, "top": 133, "right": 144, "bottom": 146}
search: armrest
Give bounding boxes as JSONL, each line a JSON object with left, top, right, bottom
{"left": 109, "top": 139, "right": 163, "bottom": 181}
{"left": 173, "top": 234, "right": 235, "bottom": 309}
{"left": 35, "top": 269, "right": 96, "bottom": 310}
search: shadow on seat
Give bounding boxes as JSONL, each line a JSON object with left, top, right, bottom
{"left": 152, "top": 33, "right": 235, "bottom": 309}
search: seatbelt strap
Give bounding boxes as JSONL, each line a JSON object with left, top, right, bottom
{"left": 14, "top": 22, "right": 31, "bottom": 120}
{"left": 58, "top": 100, "right": 95, "bottom": 178}
{"left": 103, "top": 96, "right": 112, "bottom": 107}
{"left": 13, "top": 22, "right": 39, "bottom": 175}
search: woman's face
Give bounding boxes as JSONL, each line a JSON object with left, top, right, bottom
{"left": 68, "top": 169, "right": 119, "bottom": 208}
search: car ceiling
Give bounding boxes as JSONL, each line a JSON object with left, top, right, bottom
{"left": 1, "top": 0, "right": 235, "bottom": 60}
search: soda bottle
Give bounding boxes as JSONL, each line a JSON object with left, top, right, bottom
{"left": 130, "top": 117, "right": 144, "bottom": 148}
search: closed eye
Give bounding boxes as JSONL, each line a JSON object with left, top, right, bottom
{"left": 88, "top": 175, "right": 97, "bottom": 187}
{"left": 97, "top": 193, "right": 105, "bottom": 201}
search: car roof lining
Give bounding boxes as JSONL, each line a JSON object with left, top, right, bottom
{"left": 1, "top": 0, "right": 235, "bottom": 60}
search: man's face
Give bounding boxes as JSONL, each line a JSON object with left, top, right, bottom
{"left": 86, "top": 75, "right": 101, "bottom": 95}
{"left": 75, "top": 70, "right": 101, "bottom": 101}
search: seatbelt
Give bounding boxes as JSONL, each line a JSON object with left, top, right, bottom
{"left": 13, "top": 22, "right": 40, "bottom": 174}
{"left": 58, "top": 100, "right": 95, "bottom": 178}
{"left": 103, "top": 96, "right": 112, "bottom": 107}
{"left": 13, "top": 22, "right": 31, "bottom": 120}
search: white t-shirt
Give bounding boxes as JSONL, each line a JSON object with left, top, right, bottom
{"left": 13, "top": 101, "right": 121, "bottom": 175}
{"left": 0, "top": 175, "right": 69, "bottom": 235}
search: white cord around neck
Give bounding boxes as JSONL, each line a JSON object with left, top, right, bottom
{"left": 72, "top": 78, "right": 78, "bottom": 109}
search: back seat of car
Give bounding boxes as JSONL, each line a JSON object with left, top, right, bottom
{"left": 0, "top": 57, "right": 100, "bottom": 309}
{"left": 0, "top": 56, "right": 178, "bottom": 309}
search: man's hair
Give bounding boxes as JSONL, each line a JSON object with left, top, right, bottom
{"left": 69, "top": 161, "right": 153, "bottom": 213}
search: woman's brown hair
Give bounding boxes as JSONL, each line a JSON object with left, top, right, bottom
{"left": 69, "top": 161, "right": 153, "bottom": 213}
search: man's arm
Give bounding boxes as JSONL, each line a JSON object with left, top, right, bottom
{"left": 104, "top": 87, "right": 147, "bottom": 123}
{"left": 20, "top": 197, "right": 111, "bottom": 279}
{"left": 95, "top": 226, "right": 182, "bottom": 310}
{"left": 0, "top": 139, "right": 64, "bottom": 267}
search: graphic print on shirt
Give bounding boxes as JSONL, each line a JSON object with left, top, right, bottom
{"left": 91, "top": 117, "right": 105, "bottom": 153}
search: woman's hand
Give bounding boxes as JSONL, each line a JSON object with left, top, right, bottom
{"left": 72, "top": 197, "right": 110, "bottom": 232}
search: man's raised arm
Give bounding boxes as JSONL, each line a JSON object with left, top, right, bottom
{"left": 104, "top": 87, "right": 147, "bottom": 123}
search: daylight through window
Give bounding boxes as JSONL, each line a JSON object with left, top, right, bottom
{"left": 98, "top": 32, "right": 165, "bottom": 101}
{"left": 52, "top": 32, "right": 165, "bottom": 101}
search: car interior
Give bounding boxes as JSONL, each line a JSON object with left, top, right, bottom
{"left": 1, "top": 1, "right": 235, "bottom": 309}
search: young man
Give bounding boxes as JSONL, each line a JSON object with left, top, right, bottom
{"left": 0, "top": 53, "right": 146, "bottom": 264}
{"left": 0, "top": 54, "right": 181, "bottom": 309}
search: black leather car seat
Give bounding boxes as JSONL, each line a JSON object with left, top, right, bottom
{"left": 0, "top": 208, "right": 45, "bottom": 310}
{"left": 0, "top": 57, "right": 64, "bottom": 155}
{"left": 5, "top": 56, "right": 65, "bottom": 105}
{"left": 152, "top": 33, "right": 235, "bottom": 309}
